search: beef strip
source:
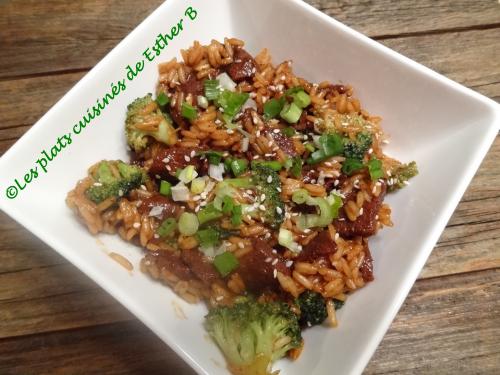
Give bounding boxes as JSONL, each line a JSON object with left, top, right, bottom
{"left": 181, "top": 249, "right": 220, "bottom": 285}
{"left": 143, "top": 251, "right": 193, "bottom": 281}
{"left": 296, "top": 230, "right": 337, "bottom": 262}
{"left": 359, "top": 242, "right": 374, "bottom": 282}
{"left": 237, "top": 238, "right": 290, "bottom": 293}
{"left": 225, "top": 48, "right": 257, "bottom": 82}
{"left": 294, "top": 111, "right": 315, "bottom": 132}
{"left": 334, "top": 183, "right": 387, "bottom": 238}
{"left": 148, "top": 146, "right": 202, "bottom": 180}
{"left": 263, "top": 128, "right": 298, "bottom": 157}
{"left": 137, "top": 194, "right": 182, "bottom": 220}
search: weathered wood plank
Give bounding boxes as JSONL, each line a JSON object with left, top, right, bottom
{"left": 0, "top": 321, "right": 195, "bottom": 375}
{"left": 305, "top": 0, "right": 500, "bottom": 38}
{"left": 0, "top": 268, "right": 497, "bottom": 375}
{"left": 365, "top": 268, "right": 500, "bottom": 374}
{"left": 0, "top": 0, "right": 164, "bottom": 78}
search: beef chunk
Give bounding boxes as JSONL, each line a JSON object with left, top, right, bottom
{"left": 294, "top": 111, "right": 315, "bottom": 132}
{"left": 297, "top": 230, "right": 337, "bottom": 262}
{"left": 359, "top": 242, "right": 374, "bottom": 282}
{"left": 225, "top": 48, "right": 257, "bottom": 82}
{"left": 149, "top": 146, "right": 202, "bottom": 180}
{"left": 179, "top": 72, "right": 204, "bottom": 98}
{"left": 137, "top": 194, "right": 182, "bottom": 220}
{"left": 237, "top": 238, "right": 290, "bottom": 293}
{"left": 263, "top": 128, "right": 298, "bottom": 157}
{"left": 334, "top": 183, "right": 386, "bottom": 238}
{"left": 181, "top": 249, "right": 220, "bottom": 285}
{"left": 169, "top": 106, "right": 188, "bottom": 128}
{"left": 143, "top": 251, "right": 193, "bottom": 281}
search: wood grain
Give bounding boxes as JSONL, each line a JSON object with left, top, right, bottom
{"left": 0, "top": 0, "right": 499, "bottom": 374}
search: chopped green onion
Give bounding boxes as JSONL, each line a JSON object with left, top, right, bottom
{"left": 213, "top": 251, "right": 239, "bottom": 277}
{"left": 290, "top": 156, "right": 302, "bottom": 178}
{"left": 292, "top": 189, "right": 309, "bottom": 204}
{"left": 278, "top": 228, "right": 301, "bottom": 253}
{"left": 156, "top": 92, "right": 170, "bottom": 106}
{"left": 216, "top": 90, "right": 249, "bottom": 118}
{"left": 330, "top": 194, "right": 342, "bottom": 219}
{"left": 263, "top": 98, "right": 285, "bottom": 120}
{"left": 283, "top": 86, "right": 304, "bottom": 96}
{"left": 292, "top": 90, "right": 311, "bottom": 108}
{"left": 304, "top": 143, "right": 316, "bottom": 153}
{"left": 197, "top": 203, "right": 223, "bottom": 225}
{"left": 198, "top": 150, "right": 223, "bottom": 165}
{"left": 297, "top": 196, "right": 334, "bottom": 230}
{"left": 230, "top": 159, "right": 248, "bottom": 177}
{"left": 222, "top": 196, "right": 235, "bottom": 214}
{"left": 178, "top": 165, "right": 198, "bottom": 183}
{"left": 204, "top": 79, "right": 220, "bottom": 100}
{"left": 181, "top": 102, "right": 197, "bottom": 121}
{"left": 178, "top": 212, "right": 199, "bottom": 236}
{"left": 157, "top": 218, "right": 176, "bottom": 237}
{"left": 367, "top": 158, "right": 384, "bottom": 180}
{"left": 251, "top": 160, "right": 282, "bottom": 171}
{"left": 306, "top": 149, "right": 327, "bottom": 164}
{"left": 282, "top": 127, "right": 296, "bottom": 137}
{"left": 280, "top": 102, "right": 302, "bottom": 124}
{"left": 222, "top": 177, "right": 253, "bottom": 188}
{"left": 320, "top": 134, "right": 344, "bottom": 157}
{"left": 190, "top": 177, "right": 206, "bottom": 194}
{"left": 342, "top": 158, "right": 364, "bottom": 175}
{"left": 159, "top": 180, "right": 172, "bottom": 196}
{"left": 231, "top": 205, "right": 243, "bottom": 226}
{"left": 196, "top": 228, "right": 220, "bottom": 248}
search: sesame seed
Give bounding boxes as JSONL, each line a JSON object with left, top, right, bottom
{"left": 246, "top": 189, "right": 253, "bottom": 195}
{"left": 260, "top": 194, "right": 266, "bottom": 201}
{"left": 268, "top": 140, "right": 273, "bottom": 147}
{"left": 273, "top": 269, "right": 277, "bottom": 278}
{"left": 154, "top": 234, "right": 160, "bottom": 239}
{"left": 375, "top": 215, "right": 379, "bottom": 220}
{"left": 324, "top": 162, "right": 333, "bottom": 167}
{"left": 297, "top": 245, "right": 303, "bottom": 251}
{"left": 200, "top": 201, "right": 207, "bottom": 207}
{"left": 272, "top": 249, "right": 277, "bottom": 254}
{"left": 303, "top": 228, "right": 311, "bottom": 233}
{"left": 267, "top": 175, "right": 273, "bottom": 183}
{"left": 166, "top": 166, "right": 172, "bottom": 171}
{"left": 133, "top": 222, "right": 141, "bottom": 229}
{"left": 387, "top": 170, "right": 392, "bottom": 177}
{"left": 368, "top": 148, "right": 373, "bottom": 154}
{"left": 227, "top": 129, "right": 234, "bottom": 134}
{"left": 335, "top": 233, "right": 340, "bottom": 241}
{"left": 382, "top": 139, "right": 390, "bottom": 144}
{"left": 286, "top": 260, "right": 293, "bottom": 267}
{"left": 359, "top": 208, "right": 364, "bottom": 215}
{"left": 195, "top": 205, "right": 201, "bottom": 212}
{"left": 93, "top": 182, "right": 102, "bottom": 187}
{"left": 272, "top": 258, "right": 279, "bottom": 266}
{"left": 265, "top": 257, "right": 272, "bottom": 263}
{"left": 273, "top": 128, "right": 280, "bottom": 133}
{"left": 216, "top": 296, "right": 224, "bottom": 301}
{"left": 276, "top": 206, "right": 283, "bottom": 214}
{"left": 259, "top": 204, "right": 266, "bottom": 211}
{"left": 162, "top": 158, "right": 169, "bottom": 163}
{"left": 184, "top": 155, "right": 191, "bottom": 162}
{"left": 155, "top": 174, "right": 161, "bottom": 179}
{"left": 200, "top": 192, "right": 207, "bottom": 199}
{"left": 246, "top": 215, "right": 252, "bottom": 221}
{"left": 140, "top": 184, "right": 147, "bottom": 190}
{"left": 118, "top": 189, "right": 123, "bottom": 197}
{"left": 238, "top": 242, "right": 245, "bottom": 249}
{"left": 192, "top": 195, "right": 201, "bottom": 201}
{"left": 264, "top": 232, "right": 271, "bottom": 239}
{"left": 277, "top": 187, "right": 282, "bottom": 192}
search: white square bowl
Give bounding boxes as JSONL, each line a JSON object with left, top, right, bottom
{"left": 1, "top": 0, "right": 499, "bottom": 374}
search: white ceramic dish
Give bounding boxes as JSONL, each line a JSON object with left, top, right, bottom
{"left": 1, "top": 0, "right": 499, "bottom": 374}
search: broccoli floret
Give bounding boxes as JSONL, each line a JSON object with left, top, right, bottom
{"left": 125, "top": 94, "right": 177, "bottom": 152}
{"left": 296, "top": 291, "right": 328, "bottom": 327}
{"left": 85, "top": 160, "right": 146, "bottom": 203}
{"left": 205, "top": 299, "right": 302, "bottom": 375}
{"left": 251, "top": 165, "right": 285, "bottom": 229}
{"left": 388, "top": 161, "right": 418, "bottom": 192}
{"left": 343, "top": 132, "right": 373, "bottom": 160}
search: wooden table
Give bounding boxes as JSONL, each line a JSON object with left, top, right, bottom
{"left": 1, "top": 1, "right": 499, "bottom": 373}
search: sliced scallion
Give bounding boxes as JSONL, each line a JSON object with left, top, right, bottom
{"left": 159, "top": 180, "right": 172, "bottom": 196}
{"left": 156, "top": 92, "right": 170, "bottom": 106}
{"left": 367, "top": 158, "right": 384, "bottom": 180}
{"left": 204, "top": 79, "right": 220, "bottom": 100}
{"left": 178, "top": 212, "right": 199, "bottom": 236}
{"left": 157, "top": 218, "right": 176, "bottom": 237}
{"left": 197, "top": 203, "right": 223, "bottom": 225}
{"left": 342, "top": 158, "right": 364, "bottom": 175}
{"left": 280, "top": 102, "right": 302, "bottom": 124}
{"left": 263, "top": 98, "right": 285, "bottom": 120}
{"left": 230, "top": 158, "right": 248, "bottom": 177}
{"left": 213, "top": 251, "right": 239, "bottom": 277}
{"left": 181, "top": 102, "right": 198, "bottom": 121}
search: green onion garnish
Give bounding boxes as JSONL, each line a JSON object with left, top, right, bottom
{"left": 251, "top": 160, "right": 282, "bottom": 171}
{"left": 199, "top": 150, "right": 223, "bottom": 165}
{"left": 304, "top": 143, "right": 316, "bottom": 153}
{"left": 342, "top": 158, "right": 364, "bottom": 175}
{"left": 204, "top": 79, "right": 220, "bottom": 101}
{"left": 290, "top": 156, "right": 303, "bottom": 178}
{"left": 282, "top": 127, "right": 296, "bottom": 137}
{"left": 215, "top": 90, "right": 249, "bottom": 118}
{"left": 292, "top": 90, "right": 311, "bottom": 108}
{"left": 156, "top": 92, "right": 170, "bottom": 106}
{"left": 222, "top": 196, "right": 235, "bottom": 214}
{"left": 367, "top": 158, "right": 384, "bottom": 180}
{"left": 263, "top": 98, "right": 285, "bottom": 120}
{"left": 231, "top": 205, "right": 243, "bottom": 226}
{"left": 181, "top": 102, "right": 198, "bottom": 121}
{"left": 292, "top": 189, "right": 309, "bottom": 204}
{"left": 178, "top": 212, "right": 199, "bottom": 236}
{"left": 157, "top": 218, "right": 176, "bottom": 237}
{"left": 213, "top": 251, "right": 239, "bottom": 277}
{"left": 307, "top": 134, "right": 344, "bottom": 164}
{"left": 230, "top": 158, "right": 248, "bottom": 177}
{"left": 280, "top": 102, "right": 302, "bottom": 124}
{"left": 196, "top": 228, "right": 220, "bottom": 248}
{"left": 159, "top": 180, "right": 172, "bottom": 196}
{"left": 223, "top": 177, "right": 253, "bottom": 188}
{"left": 330, "top": 194, "right": 343, "bottom": 219}
{"left": 197, "top": 203, "right": 223, "bottom": 225}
